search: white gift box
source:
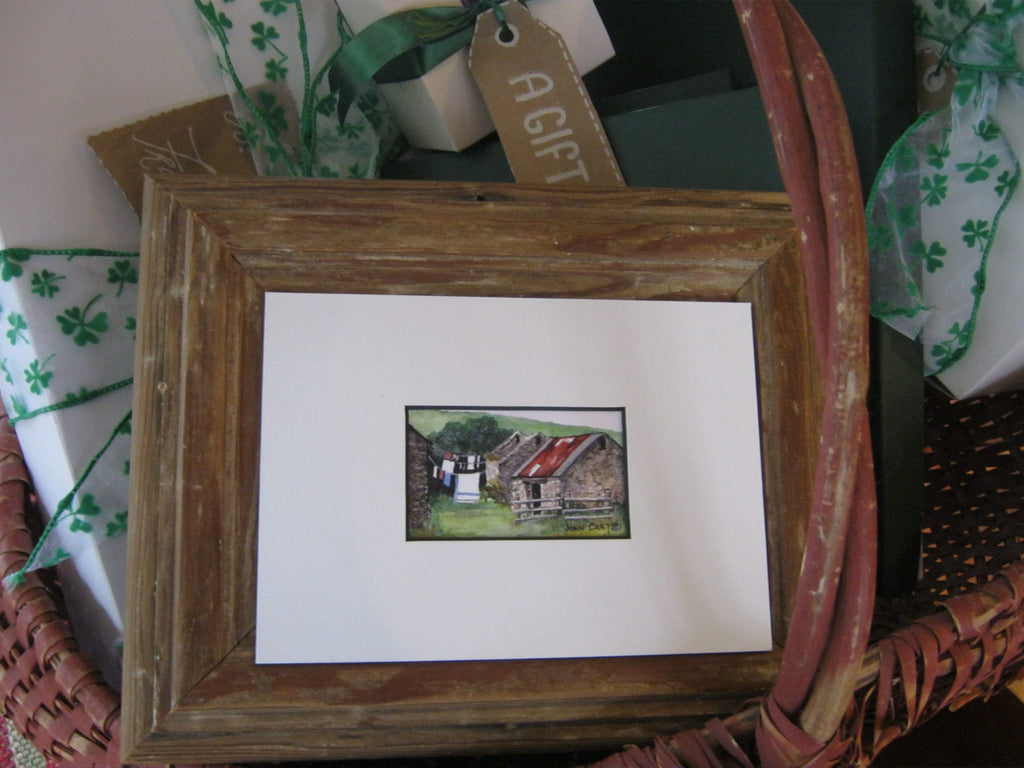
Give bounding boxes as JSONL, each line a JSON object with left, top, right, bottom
{"left": 936, "top": 196, "right": 1024, "bottom": 399}
{"left": 0, "top": 1, "right": 225, "bottom": 252}
{"left": 0, "top": 0, "right": 228, "bottom": 689}
{"left": 0, "top": 250, "right": 137, "bottom": 691}
{"left": 339, "top": 0, "right": 615, "bottom": 151}
{"left": 931, "top": 24, "right": 1024, "bottom": 399}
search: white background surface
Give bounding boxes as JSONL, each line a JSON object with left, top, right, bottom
{"left": 0, "top": 0, "right": 232, "bottom": 688}
{"left": 0, "top": 0, "right": 224, "bottom": 251}
{"left": 257, "top": 293, "right": 773, "bottom": 664}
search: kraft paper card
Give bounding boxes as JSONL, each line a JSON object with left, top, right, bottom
{"left": 88, "top": 94, "right": 259, "bottom": 215}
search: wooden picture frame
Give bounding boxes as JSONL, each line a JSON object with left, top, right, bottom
{"left": 123, "top": 176, "right": 820, "bottom": 763}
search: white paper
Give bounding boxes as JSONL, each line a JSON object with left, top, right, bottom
{"left": 0, "top": 0, "right": 224, "bottom": 251}
{"left": 257, "top": 293, "right": 772, "bottom": 664}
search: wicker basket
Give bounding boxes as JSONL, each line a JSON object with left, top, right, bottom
{"left": 1, "top": 1, "right": 1023, "bottom": 767}
{"left": 0, "top": 405, "right": 120, "bottom": 766}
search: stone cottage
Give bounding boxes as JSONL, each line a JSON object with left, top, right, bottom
{"left": 508, "top": 433, "right": 626, "bottom": 522}
{"left": 487, "top": 430, "right": 548, "bottom": 490}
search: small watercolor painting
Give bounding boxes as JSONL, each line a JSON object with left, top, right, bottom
{"left": 406, "top": 407, "right": 629, "bottom": 541}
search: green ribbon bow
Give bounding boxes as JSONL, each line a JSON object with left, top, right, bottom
{"left": 329, "top": 0, "right": 519, "bottom": 131}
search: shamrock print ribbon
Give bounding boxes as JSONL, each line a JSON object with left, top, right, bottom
{"left": 0, "top": 249, "right": 137, "bottom": 586}
{"left": 194, "top": 0, "right": 405, "bottom": 179}
{"left": 867, "top": 0, "right": 1024, "bottom": 375}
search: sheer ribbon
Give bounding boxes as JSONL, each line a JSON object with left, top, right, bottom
{"left": 868, "top": 1, "right": 1024, "bottom": 374}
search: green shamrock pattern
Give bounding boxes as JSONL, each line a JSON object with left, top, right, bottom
{"left": 107, "top": 260, "right": 137, "bottom": 298}
{"left": 31, "top": 269, "right": 64, "bottom": 298}
{"left": 0, "top": 249, "right": 137, "bottom": 583}
{"left": 58, "top": 295, "right": 110, "bottom": 346}
{"left": 194, "top": 0, "right": 405, "bottom": 179}
{"left": 25, "top": 355, "right": 55, "bottom": 395}
{"left": 6, "top": 312, "right": 28, "bottom": 346}
{"left": 867, "top": 0, "right": 1024, "bottom": 375}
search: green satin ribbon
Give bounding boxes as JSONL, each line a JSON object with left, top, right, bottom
{"left": 330, "top": 1, "right": 517, "bottom": 128}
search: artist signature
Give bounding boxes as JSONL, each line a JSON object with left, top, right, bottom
{"left": 564, "top": 520, "right": 623, "bottom": 533}
{"left": 133, "top": 126, "right": 217, "bottom": 175}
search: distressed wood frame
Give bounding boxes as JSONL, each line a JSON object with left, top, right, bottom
{"left": 123, "top": 177, "right": 820, "bottom": 763}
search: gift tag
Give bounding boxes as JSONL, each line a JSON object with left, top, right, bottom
{"left": 88, "top": 94, "right": 260, "bottom": 216}
{"left": 468, "top": 1, "right": 623, "bottom": 186}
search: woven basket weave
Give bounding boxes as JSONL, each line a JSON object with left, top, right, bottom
{"left": 872, "top": 387, "right": 1024, "bottom": 636}
{"left": 0, "top": 405, "right": 120, "bottom": 766}
{"left": 1, "top": 2, "right": 1023, "bottom": 767}
{"left": 921, "top": 387, "right": 1024, "bottom": 596}
{"left": 849, "top": 388, "right": 1024, "bottom": 762}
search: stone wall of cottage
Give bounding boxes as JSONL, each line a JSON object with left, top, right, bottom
{"left": 562, "top": 437, "right": 626, "bottom": 504}
{"left": 491, "top": 432, "right": 547, "bottom": 488}
{"left": 406, "top": 425, "right": 432, "bottom": 531}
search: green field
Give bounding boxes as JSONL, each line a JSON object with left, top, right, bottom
{"left": 410, "top": 494, "right": 629, "bottom": 540}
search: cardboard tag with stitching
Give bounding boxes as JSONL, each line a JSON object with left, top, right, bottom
{"left": 468, "top": 1, "right": 623, "bottom": 186}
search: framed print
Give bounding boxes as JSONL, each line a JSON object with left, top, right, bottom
{"left": 404, "top": 405, "right": 631, "bottom": 541}
{"left": 257, "top": 293, "right": 770, "bottom": 665}
{"left": 124, "top": 177, "right": 820, "bottom": 763}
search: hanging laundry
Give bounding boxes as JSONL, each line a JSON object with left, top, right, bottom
{"left": 454, "top": 471, "right": 482, "bottom": 503}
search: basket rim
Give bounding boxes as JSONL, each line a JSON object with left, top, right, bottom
{"left": 0, "top": 403, "right": 121, "bottom": 766}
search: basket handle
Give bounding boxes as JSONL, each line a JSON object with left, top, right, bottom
{"left": 735, "top": 1, "right": 876, "bottom": 760}
{"left": 586, "top": 3, "right": 876, "bottom": 766}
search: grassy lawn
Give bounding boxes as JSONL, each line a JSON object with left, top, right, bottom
{"left": 411, "top": 495, "right": 629, "bottom": 540}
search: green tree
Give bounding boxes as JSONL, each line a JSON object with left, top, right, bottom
{"left": 431, "top": 415, "right": 512, "bottom": 454}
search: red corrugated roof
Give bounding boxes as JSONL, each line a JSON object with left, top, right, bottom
{"left": 515, "top": 434, "right": 597, "bottom": 479}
